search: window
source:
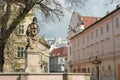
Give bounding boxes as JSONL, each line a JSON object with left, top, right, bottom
{"left": 70, "top": 47, "right": 71, "bottom": 56}
{"left": 92, "top": 67, "right": 94, "bottom": 72}
{"left": 73, "top": 69, "right": 76, "bottom": 73}
{"left": 108, "top": 65, "right": 111, "bottom": 71}
{"left": 101, "top": 26, "right": 103, "bottom": 35}
{"left": 78, "top": 50, "right": 80, "bottom": 60}
{"left": 82, "top": 68, "right": 86, "bottom": 73}
{"left": 91, "top": 67, "right": 94, "bottom": 76}
{"left": 77, "top": 23, "right": 80, "bottom": 27}
{"left": 60, "top": 58, "right": 63, "bottom": 63}
{"left": 87, "top": 35, "right": 89, "bottom": 42}
{"left": 74, "top": 42, "right": 76, "bottom": 48}
{"left": 91, "top": 32, "right": 93, "bottom": 39}
{"left": 116, "top": 35, "right": 120, "bottom": 49}
{"left": 88, "top": 67, "right": 90, "bottom": 73}
{"left": 96, "top": 29, "right": 98, "bottom": 37}
{"left": 18, "top": 25, "right": 24, "bottom": 34}
{"left": 83, "top": 37, "right": 84, "bottom": 44}
{"left": 116, "top": 17, "right": 119, "bottom": 27}
{"left": 95, "top": 42, "right": 98, "bottom": 54}
{"left": 17, "top": 47, "right": 24, "bottom": 58}
{"left": 106, "top": 23, "right": 109, "bottom": 32}
{"left": 78, "top": 39, "right": 80, "bottom": 46}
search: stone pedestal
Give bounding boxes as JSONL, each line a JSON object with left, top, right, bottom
{"left": 25, "top": 51, "right": 41, "bottom": 73}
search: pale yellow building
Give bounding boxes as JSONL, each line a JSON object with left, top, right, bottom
{"left": 68, "top": 6, "right": 120, "bottom": 80}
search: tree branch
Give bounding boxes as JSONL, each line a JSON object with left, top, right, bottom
{"left": 38, "top": 0, "right": 64, "bottom": 21}
{"left": 5, "top": 3, "right": 35, "bottom": 40}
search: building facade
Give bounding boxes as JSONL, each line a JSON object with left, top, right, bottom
{"left": 68, "top": 6, "right": 120, "bottom": 80}
{"left": 67, "top": 11, "right": 100, "bottom": 73}
{"left": 50, "top": 47, "right": 67, "bottom": 73}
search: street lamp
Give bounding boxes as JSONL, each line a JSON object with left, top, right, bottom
{"left": 89, "top": 56, "right": 102, "bottom": 80}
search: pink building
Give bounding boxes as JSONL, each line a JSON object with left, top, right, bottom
{"left": 68, "top": 6, "right": 120, "bottom": 80}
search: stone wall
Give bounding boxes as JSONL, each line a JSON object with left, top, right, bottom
{"left": 0, "top": 73, "right": 90, "bottom": 80}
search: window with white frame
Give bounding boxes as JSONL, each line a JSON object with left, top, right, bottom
{"left": 18, "top": 25, "right": 24, "bottom": 35}
{"left": 17, "top": 46, "right": 24, "bottom": 58}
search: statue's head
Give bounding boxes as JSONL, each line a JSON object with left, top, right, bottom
{"left": 33, "top": 17, "right": 37, "bottom": 23}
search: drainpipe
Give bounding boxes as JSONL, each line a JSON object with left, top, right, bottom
{"left": 111, "top": 15, "right": 117, "bottom": 80}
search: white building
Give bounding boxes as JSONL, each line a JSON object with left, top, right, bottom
{"left": 46, "top": 37, "right": 68, "bottom": 51}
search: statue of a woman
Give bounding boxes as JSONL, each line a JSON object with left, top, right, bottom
{"left": 26, "top": 17, "right": 40, "bottom": 49}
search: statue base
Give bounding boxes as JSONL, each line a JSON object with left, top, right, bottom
{"left": 25, "top": 51, "right": 41, "bottom": 73}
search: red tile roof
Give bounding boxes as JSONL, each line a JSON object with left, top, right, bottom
{"left": 82, "top": 16, "right": 100, "bottom": 28}
{"left": 50, "top": 47, "right": 67, "bottom": 57}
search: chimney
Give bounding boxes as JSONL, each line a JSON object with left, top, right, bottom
{"left": 106, "top": 11, "right": 109, "bottom": 15}
{"left": 116, "top": 4, "right": 120, "bottom": 9}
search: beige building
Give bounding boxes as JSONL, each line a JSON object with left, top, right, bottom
{"left": 0, "top": 1, "right": 50, "bottom": 73}
{"left": 68, "top": 6, "right": 120, "bottom": 80}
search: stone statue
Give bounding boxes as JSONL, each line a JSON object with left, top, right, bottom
{"left": 26, "top": 17, "right": 40, "bottom": 49}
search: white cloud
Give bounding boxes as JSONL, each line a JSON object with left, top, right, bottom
{"left": 91, "top": 6, "right": 103, "bottom": 17}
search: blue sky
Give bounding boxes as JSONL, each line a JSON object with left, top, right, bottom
{"left": 35, "top": 0, "right": 119, "bottom": 39}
